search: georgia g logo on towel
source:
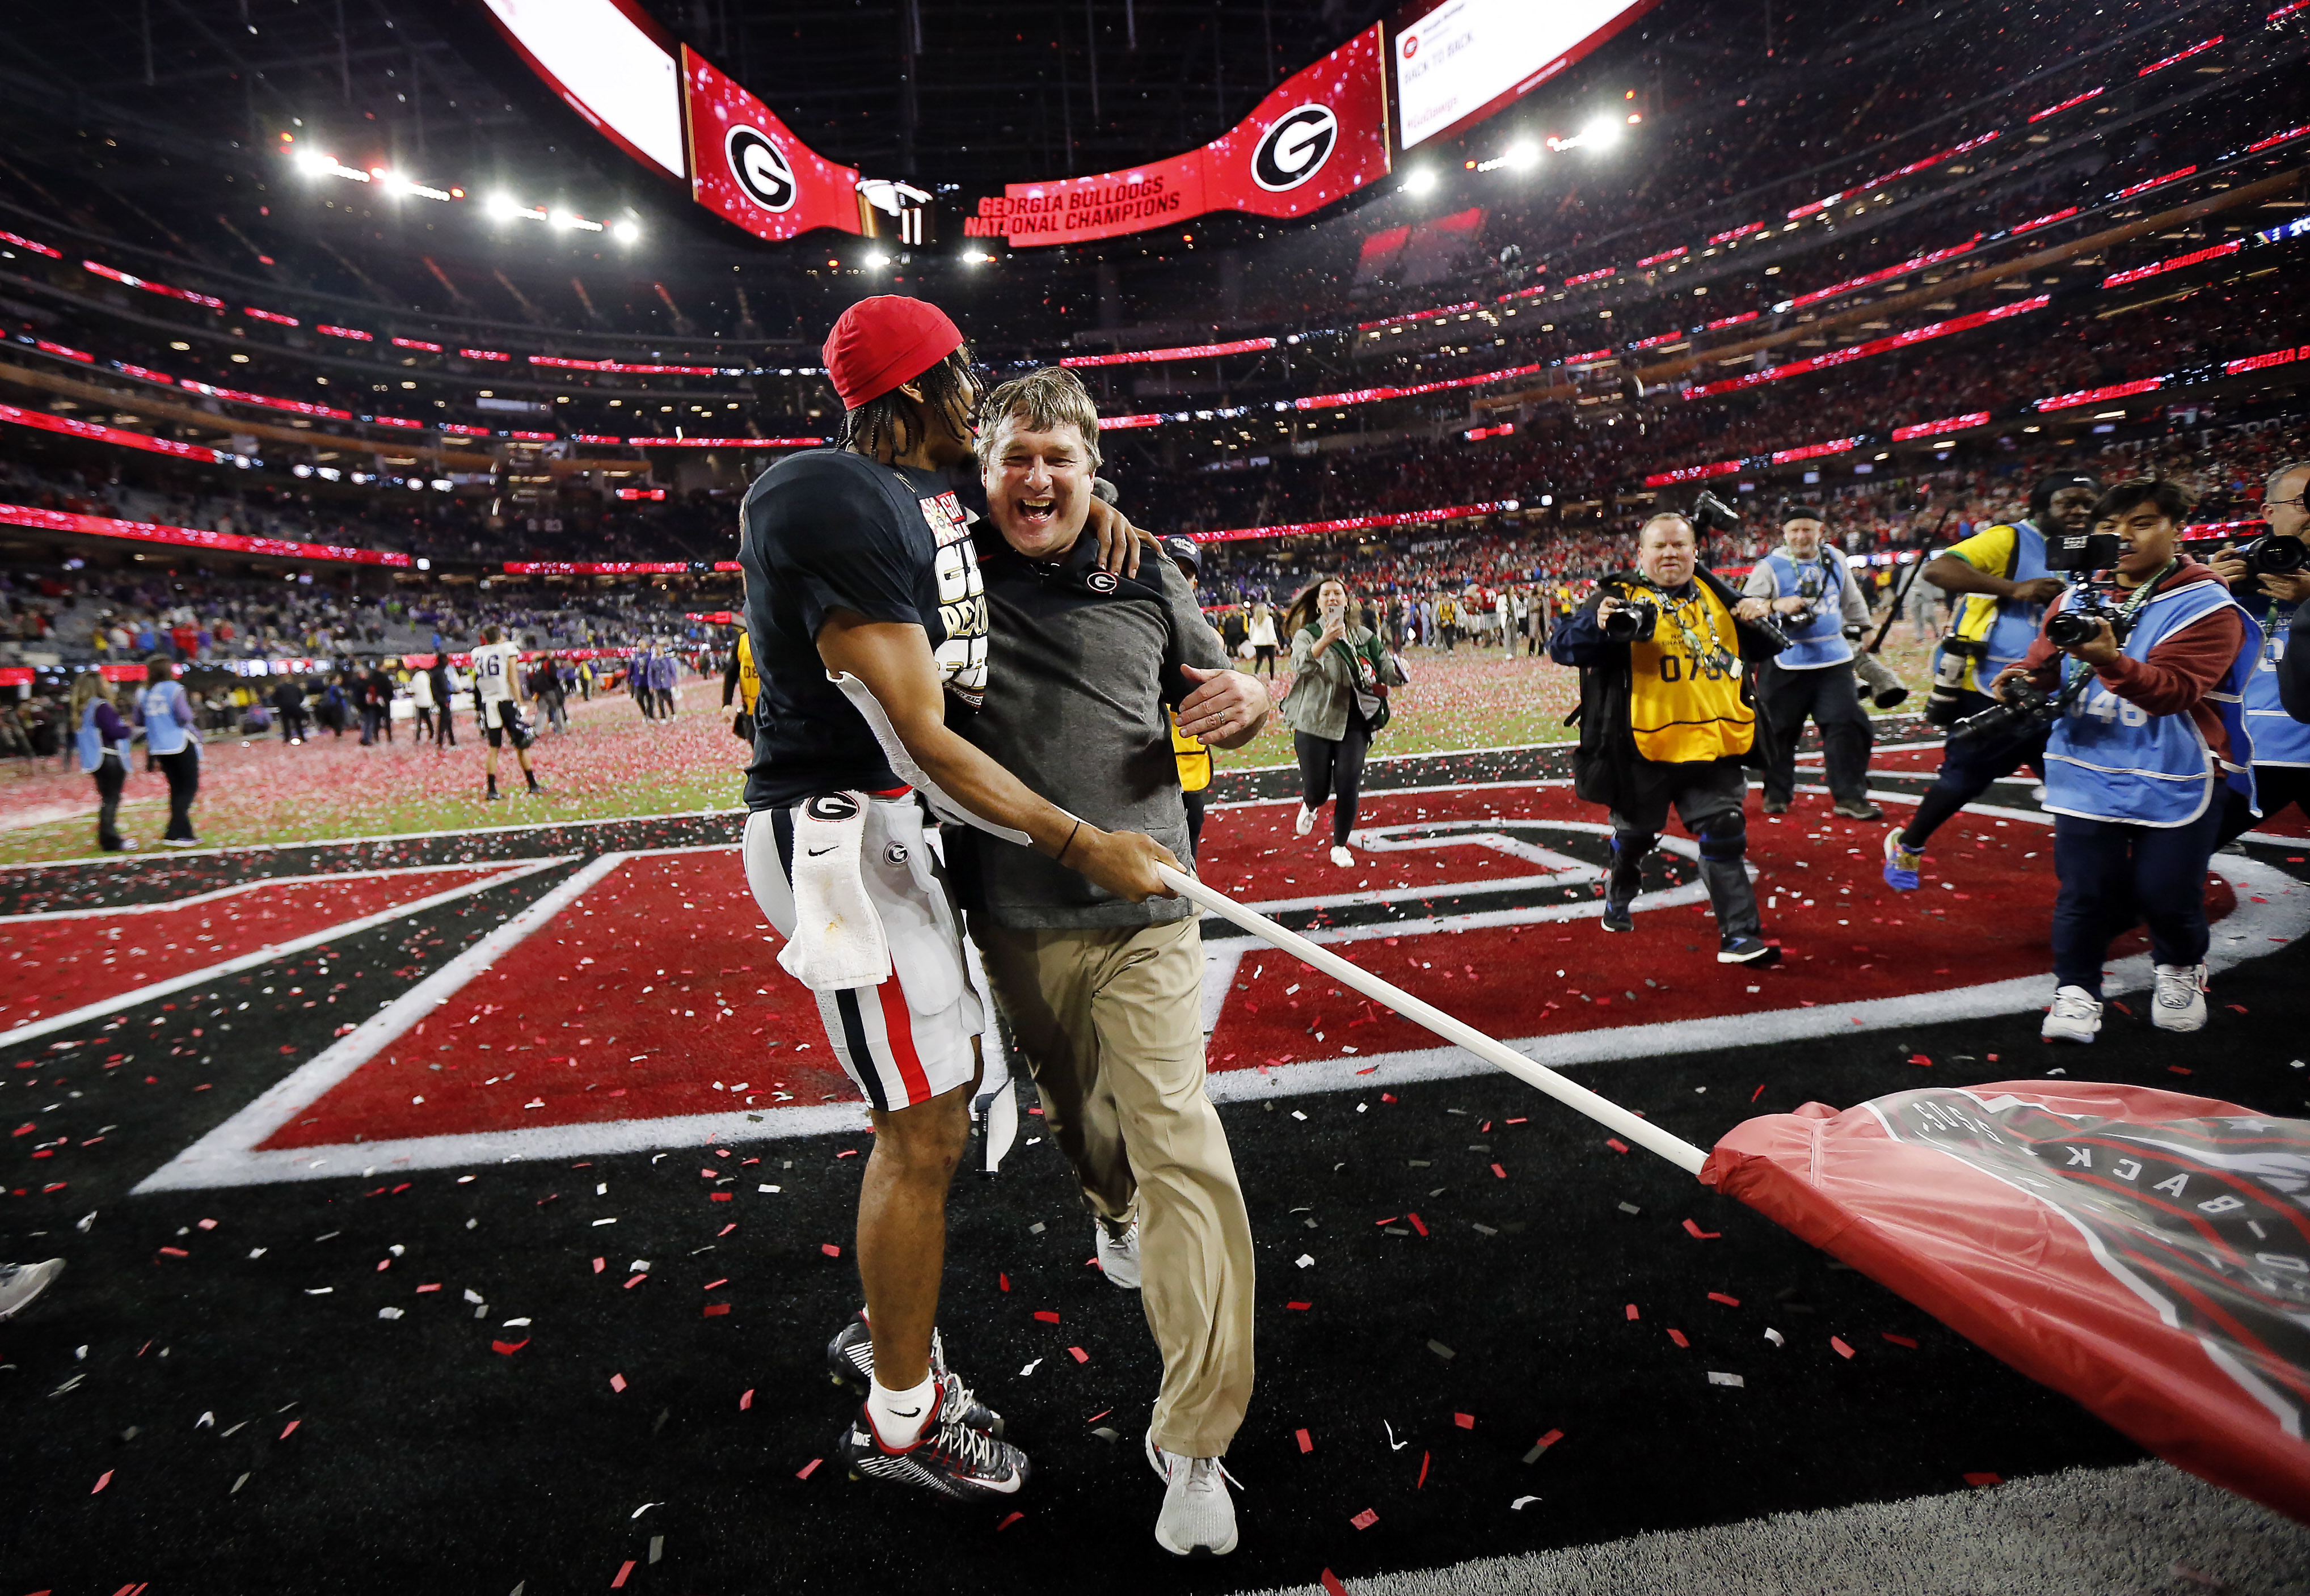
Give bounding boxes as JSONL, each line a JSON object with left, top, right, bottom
{"left": 806, "top": 792, "right": 862, "bottom": 822}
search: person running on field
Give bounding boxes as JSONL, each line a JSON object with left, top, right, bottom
{"left": 469, "top": 626, "right": 541, "bottom": 800}
{"left": 738, "top": 295, "right": 1174, "bottom": 1505}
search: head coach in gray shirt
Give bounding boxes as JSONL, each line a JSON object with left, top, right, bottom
{"left": 949, "top": 366, "right": 1268, "bottom": 1557}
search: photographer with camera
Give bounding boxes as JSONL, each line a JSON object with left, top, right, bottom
{"left": 1882, "top": 472, "right": 2102, "bottom": 891}
{"left": 1742, "top": 501, "right": 1883, "bottom": 821}
{"left": 1550, "top": 511, "right": 1789, "bottom": 965}
{"left": 2209, "top": 461, "right": 2310, "bottom": 843}
{"left": 1994, "top": 479, "right": 2260, "bottom": 1042}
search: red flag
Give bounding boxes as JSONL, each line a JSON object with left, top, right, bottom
{"left": 1705, "top": 1082, "right": 2310, "bottom": 1522}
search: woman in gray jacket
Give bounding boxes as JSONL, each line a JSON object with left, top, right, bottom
{"left": 1279, "top": 576, "right": 1405, "bottom": 867}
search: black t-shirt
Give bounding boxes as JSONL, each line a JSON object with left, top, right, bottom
{"left": 737, "top": 449, "right": 989, "bottom": 810}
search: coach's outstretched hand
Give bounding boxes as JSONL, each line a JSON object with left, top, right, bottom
{"left": 1066, "top": 826, "right": 1182, "bottom": 902}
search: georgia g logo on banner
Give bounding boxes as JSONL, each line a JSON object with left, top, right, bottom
{"left": 1252, "top": 105, "right": 1339, "bottom": 191}
{"left": 725, "top": 125, "right": 797, "bottom": 212}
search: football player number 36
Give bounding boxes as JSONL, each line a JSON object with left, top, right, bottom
{"left": 2074, "top": 686, "right": 2149, "bottom": 728}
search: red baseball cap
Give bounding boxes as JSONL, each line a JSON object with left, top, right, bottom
{"left": 821, "top": 295, "right": 966, "bottom": 411}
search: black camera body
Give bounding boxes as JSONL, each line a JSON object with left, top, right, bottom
{"left": 1691, "top": 490, "right": 1741, "bottom": 539}
{"left": 1601, "top": 599, "right": 1658, "bottom": 643}
{"left": 1949, "top": 679, "right": 2062, "bottom": 744}
{"left": 2046, "top": 584, "right": 2122, "bottom": 648}
{"left": 2042, "top": 528, "right": 2123, "bottom": 573}
{"left": 2229, "top": 532, "right": 2307, "bottom": 596}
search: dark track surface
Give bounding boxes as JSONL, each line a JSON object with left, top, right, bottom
{"left": 6, "top": 728, "right": 2308, "bottom": 1594}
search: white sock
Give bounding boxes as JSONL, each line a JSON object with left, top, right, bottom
{"left": 866, "top": 1371, "right": 937, "bottom": 1450}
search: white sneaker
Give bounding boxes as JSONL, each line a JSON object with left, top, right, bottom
{"left": 2152, "top": 963, "right": 2208, "bottom": 1033}
{"left": 1146, "top": 1430, "right": 1238, "bottom": 1557}
{"left": 1329, "top": 844, "right": 1354, "bottom": 868}
{"left": 1095, "top": 1217, "right": 1141, "bottom": 1289}
{"left": 0, "top": 1257, "right": 63, "bottom": 1321}
{"left": 2042, "top": 985, "right": 2103, "bottom": 1044}
{"left": 1294, "top": 804, "right": 1316, "bottom": 837}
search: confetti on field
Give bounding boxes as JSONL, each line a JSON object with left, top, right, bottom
{"left": 1351, "top": 1508, "right": 1379, "bottom": 1530}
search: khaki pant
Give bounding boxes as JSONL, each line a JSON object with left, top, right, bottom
{"left": 971, "top": 914, "right": 1254, "bottom": 1458}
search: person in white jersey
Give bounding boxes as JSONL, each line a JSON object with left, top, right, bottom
{"left": 468, "top": 625, "right": 541, "bottom": 800}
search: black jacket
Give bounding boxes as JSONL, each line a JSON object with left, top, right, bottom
{"left": 2284, "top": 606, "right": 2310, "bottom": 724}
{"left": 1548, "top": 567, "right": 1785, "bottom": 809}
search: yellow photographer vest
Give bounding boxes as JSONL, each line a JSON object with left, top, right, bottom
{"left": 1621, "top": 580, "right": 1755, "bottom": 764}
{"left": 1170, "top": 710, "right": 1212, "bottom": 792}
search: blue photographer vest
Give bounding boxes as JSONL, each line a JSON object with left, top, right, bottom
{"left": 2045, "top": 579, "right": 2261, "bottom": 827}
{"left": 77, "top": 700, "right": 130, "bottom": 774}
{"left": 1936, "top": 518, "right": 2050, "bottom": 693}
{"left": 1762, "top": 548, "right": 1851, "bottom": 669}
{"left": 2243, "top": 600, "right": 2310, "bottom": 768}
{"left": 140, "top": 679, "right": 191, "bottom": 757}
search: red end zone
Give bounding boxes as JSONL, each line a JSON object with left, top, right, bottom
{"left": 248, "top": 787, "right": 2249, "bottom": 1150}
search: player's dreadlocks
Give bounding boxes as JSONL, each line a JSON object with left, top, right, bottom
{"left": 838, "top": 345, "right": 977, "bottom": 463}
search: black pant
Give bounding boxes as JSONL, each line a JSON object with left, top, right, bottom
{"left": 415, "top": 705, "right": 436, "bottom": 740}
{"left": 2052, "top": 804, "right": 2225, "bottom": 994}
{"left": 1900, "top": 690, "right": 2048, "bottom": 852}
{"left": 1182, "top": 788, "right": 1206, "bottom": 860}
{"left": 2218, "top": 765, "right": 2310, "bottom": 848}
{"left": 1295, "top": 714, "right": 1371, "bottom": 846}
{"left": 279, "top": 707, "right": 307, "bottom": 742}
{"left": 1756, "top": 660, "right": 1874, "bottom": 805}
{"left": 433, "top": 704, "right": 456, "bottom": 746}
{"left": 1253, "top": 645, "right": 1276, "bottom": 678}
{"left": 92, "top": 757, "right": 125, "bottom": 851}
{"left": 1607, "top": 757, "right": 1760, "bottom": 939}
{"left": 359, "top": 705, "right": 384, "bottom": 745}
{"left": 155, "top": 746, "right": 199, "bottom": 841}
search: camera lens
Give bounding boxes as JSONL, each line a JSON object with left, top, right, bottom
{"left": 2046, "top": 610, "right": 2098, "bottom": 648}
{"left": 2249, "top": 535, "right": 2308, "bottom": 575}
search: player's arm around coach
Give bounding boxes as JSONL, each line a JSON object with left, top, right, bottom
{"left": 946, "top": 367, "right": 1270, "bottom": 1556}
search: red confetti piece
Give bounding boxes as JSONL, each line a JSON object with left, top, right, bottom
{"left": 821, "top": 1243, "right": 842, "bottom": 1257}
{"left": 612, "top": 1559, "right": 636, "bottom": 1587}
{"left": 710, "top": 1192, "right": 732, "bottom": 1202}
{"left": 1751, "top": 1084, "right": 1767, "bottom": 1101}
{"left": 92, "top": 1470, "right": 113, "bottom": 1493}
{"left": 1297, "top": 1428, "right": 1314, "bottom": 1453}
{"left": 996, "top": 1511, "right": 1025, "bottom": 1532}
{"left": 1490, "top": 1163, "right": 1508, "bottom": 1180}
{"left": 1067, "top": 1346, "right": 1089, "bottom": 1363}
{"left": 1534, "top": 1428, "right": 1563, "bottom": 1452}
{"left": 1415, "top": 1450, "right": 1430, "bottom": 1489}
{"left": 703, "top": 1303, "right": 731, "bottom": 1317}
{"left": 1085, "top": 1409, "right": 1112, "bottom": 1424}
{"left": 1287, "top": 1301, "right": 1312, "bottom": 1311}
{"left": 740, "top": 1389, "right": 754, "bottom": 1410}
{"left": 1708, "top": 1292, "right": 1741, "bottom": 1308}
{"left": 1407, "top": 1213, "right": 1428, "bottom": 1236}
{"left": 1373, "top": 1215, "right": 1400, "bottom": 1227}
{"left": 998, "top": 1272, "right": 1010, "bottom": 1292}
{"left": 591, "top": 1259, "right": 605, "bottom": 1274}
{"left": 1831, "top": 1336, "right": 1856, "bottom": 1359}
{"left": 1322, "top": 1572, "right": 1350, "bottom": 1596}
{"left": 703, "top": 1278, "right": 728, "bottom": 1291}
{"left": 1605, "top": 1138, "right": 1629, "bottom": 1154}
{"left": 1682, "top": 1219, "right": 1721, "bottom": 1240}
{"left": 795, "top": 1457, "right": 821, "bottom": 1480}
{"left": 281, "top": 1419, "right": 300, "bottom": 1439}
{"left": 1667, "top": 1328, "right": 1689, "bottom": 1349}
{"left": 2169, "top": 1066, "right": 2193, "bottom": 1076}
{"left": 1963, "top": 1471, "right": 2002, "bottom": 1487}
{"left": 836, "top": 1149, "right": 859, "bottom": 1159}
{"left": 1882, "top": 1333, "right": 1918, "bottom": 1349}
{"left": 623, "top": 1274, "right": 647, "bottom": 1290}
{"left": 610, "top": 1374, "right": 627, "bottom": 1392}
{"left": 1034, "top": 1310, "right": 1061, "bottom": 1323}
{"left": 1625, "top": 1303, "right": 1641, "bottom": 1320}
{"left": 2228, "top": 1004, "right": 2250, "bottom": 1014}
{"left": 1453, "top": 1412, "right": 1475, "bottom": 1429}
{"left": 157, "top": 1246, "right": 188, "bottom": 1259}
{"left": 492, "top": 1339, "right": 528, "bottom": 1355}
{"left": 1909, "top": 1054, "right": 1933, "bottom": 1067}
{"left": 417, "top": 1283, "right": 441, "bottom": 1293}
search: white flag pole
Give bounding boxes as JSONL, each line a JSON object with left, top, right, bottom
{"left": 1158, "top": 864, "right": 1709, "bottom": 1177}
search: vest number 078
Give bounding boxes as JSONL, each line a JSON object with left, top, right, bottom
{"left": 1656, "top": 654, "right": 1729, "bottom": 683}
{"left": 2072, "top": 686, "right": 2150, "bottom": 728}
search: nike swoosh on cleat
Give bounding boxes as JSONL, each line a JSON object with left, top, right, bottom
{"left": 806, "top": 846, "right": 838, "bottom": 856}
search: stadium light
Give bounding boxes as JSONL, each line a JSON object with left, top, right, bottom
{"left": 1505, "top": 141, "right": 1540, "bottom": 171}
{"left": 866, "top": 250, "right": 891, "bottom": 268}
{"left": 1405, "top": 168, "right": 1439, "bottom": 196}
{"left": 294, "top": 149, "right": 333, "bottom": 176}
{"left": 612, "top": 219, "right": 640, "bottom": 245}
{"left": 1582, "top": 116, "right": 1622, "bottom": 150}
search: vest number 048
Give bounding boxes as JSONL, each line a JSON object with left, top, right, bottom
{"left": 2073, "top": 686, "right": 2150, "bottom": 728}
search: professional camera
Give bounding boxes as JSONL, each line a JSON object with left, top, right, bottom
{"left": 2228, "top": 532, "right": 2307, "bottom": 595}
{"left": 1949, "top": 678, "right": 2064, "bottom": 744}
{"left": 2045, "top": 583, "right": 2123, "bottom": 648}
{"left": 2042, "top": 528, "right": 2123, "bottom": 573}
{"left": 1923, "top": 636, "right": 1987, "bottom": 727}
{"left": 1601, "top": 598, "right": 1658, "bottom": 643}
{"left": 1691, "top": 490, "right": 1741, "bottom": 539}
